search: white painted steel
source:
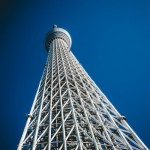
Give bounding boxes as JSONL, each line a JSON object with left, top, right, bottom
{"left": 18, "top": 26, "right": 148, "bottom": 150}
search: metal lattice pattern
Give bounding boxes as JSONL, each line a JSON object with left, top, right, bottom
{"left": 18, "top": 35, "right": 148, "bottom": 150}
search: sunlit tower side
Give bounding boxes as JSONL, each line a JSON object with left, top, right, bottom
{"left": 18, "top": 25, "right": 148, "bottom": 150}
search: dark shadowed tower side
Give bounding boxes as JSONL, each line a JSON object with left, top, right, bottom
{"left": 18, "top": 25, "right": 148, "bottom": 150}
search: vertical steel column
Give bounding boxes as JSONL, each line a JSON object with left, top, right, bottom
{"left": 60, "top": 39, "right": 100, "bottom": 150}
{"left": 17, "top": 50, "right": 51, "bottom": 150}
{"left": 58, "top": 39, "right": 83, "bottom": 150}
{"left": 48, "top": 40, "right": 55, "bottom": 150}
{"left": 55, "top": 39, "right": 67, "bottom": 149}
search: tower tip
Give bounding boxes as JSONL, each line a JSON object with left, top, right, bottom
{"left": 53, "top": 24, "right": 57, "bottom": 28}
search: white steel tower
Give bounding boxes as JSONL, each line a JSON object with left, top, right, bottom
{"left": 18, "top": 25, "right": 148, "bottom": 150}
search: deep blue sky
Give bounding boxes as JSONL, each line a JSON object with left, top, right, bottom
{"left": 0, "top": 0, "right": 150, "bottom": 149}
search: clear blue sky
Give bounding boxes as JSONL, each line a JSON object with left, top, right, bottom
{"left": 0, "top": 0, "right": 150, "bottom": 149}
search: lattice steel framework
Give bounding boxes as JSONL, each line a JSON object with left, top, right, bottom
{"left": 18, "top": 25, "right": 148, "bottom": 150}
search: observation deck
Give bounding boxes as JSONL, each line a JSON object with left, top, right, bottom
{"left": 45, "top": 25, "right": 72, "bottom": 52}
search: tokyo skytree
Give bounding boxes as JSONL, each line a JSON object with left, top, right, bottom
{"left": 18, "top": 25, "right": 148, "bottom": 150}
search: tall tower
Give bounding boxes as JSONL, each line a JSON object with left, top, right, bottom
{"left": 18, "top": 25, "right": 148, "bottom": 150}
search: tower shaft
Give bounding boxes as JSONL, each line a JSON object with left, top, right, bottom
{"left": 18, "top": 26, "right": 148, "bottom": 150}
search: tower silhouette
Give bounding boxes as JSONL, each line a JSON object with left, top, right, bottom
{"left": 18, "top": 25, "right": 148, "bottom": 150}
